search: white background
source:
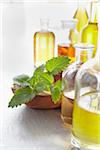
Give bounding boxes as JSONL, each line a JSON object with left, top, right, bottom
{"left": 0, "top": 1, "right": 100, "bottom": 150}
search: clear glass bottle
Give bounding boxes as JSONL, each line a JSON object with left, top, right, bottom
{"left": 72, "top": 43, "right": 100, "bottom": 150}
{"left": 73, "top": 2, "right": 89, "bottom": 40}
{"left": 34, "top": 19, "right": 55, "bottom": 67}
{"left": 58, "top": 19, "right": 79, "bottom": 62}
{"left": 61, "top": 43, "right": 94, "bottom": 128}
{"left": 81, "top": 1, "right": 98, "bottom": 57}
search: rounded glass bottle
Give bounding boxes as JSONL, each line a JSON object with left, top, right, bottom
{"left": 72, "top": 26, "right": 100, "bottom": 150}
{"left": 61, "top": 43, "right": 94, "bottom": 128}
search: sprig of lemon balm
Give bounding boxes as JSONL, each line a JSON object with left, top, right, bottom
{"left": 8, "top": 56, "right": 70, "bottom": 108}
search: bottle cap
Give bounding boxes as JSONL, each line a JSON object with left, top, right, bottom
{"left": 61, "top": 19, "right": 78, "bottom": 29}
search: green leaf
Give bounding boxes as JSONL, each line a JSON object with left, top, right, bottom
{"left": 46, "top": 56, "right": 70, "bottom": 75}
{"left": 51, "top": 80, "right": 62, "bottom": 103}
{"left": 13, "top": 74, "right": 30, "bottom": 85}
{"left": 41, "top": 73, "right": 54, "bottom": 84}
{"left": 29, "top": 72, "right": 54, "bottom": 89}
{"left": 29, "top": 65, "right": 46, "bottom": 87}
{"left": 35, "top": 81, "right": 48, "bottom": 93}
{"left": 8, "top": 87, "right": 35, "bottom": 108}
{"left": 33, "top": 65, "right": 45, "bottom": 76}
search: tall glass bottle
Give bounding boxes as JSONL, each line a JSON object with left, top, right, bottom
{"left": 73, "top": 2, "right": 89, "bottom": 40}
{"left": 81, "top": 1, "right": 98, "bottom": 57}
{"left": 34, "top": 19, "right": 55, "bottom": 67}
{"left": 72, "top": 31, "right": 100, "bottom": 150}
{"left": 61, "top": 43, "right": 94, "bottom": 128}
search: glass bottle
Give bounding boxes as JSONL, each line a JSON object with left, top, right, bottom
{"left": 58, "top": 19, "right": 79, "bottom": 62}
{"left": 34, "top": 19, "right": 55, "bottom": 67}
{"left": 71, "top": 37, "right": 100, "bottom": 150}
{"left": 81, "top": 1, "right": 98, "bottom": 57}
{"left": 73, "top": 2, "right": 89, "bottom": 40}
{"left": 61, "top": 43, "right": 94, "bottom": 128}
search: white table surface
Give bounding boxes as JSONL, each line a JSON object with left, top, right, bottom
{"left": 1, "top": 77, "right": 71, "bottom": 150}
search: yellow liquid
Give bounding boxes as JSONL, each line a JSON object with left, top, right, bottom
{"left": 81, "top": 22, "right": 98, "bottom": 57}
{"left": 72, "top": 92, "right": 100, "bottom": 147}
{"left": 74, "top": 7, "right": 88, "bottom": 33}
{"left": 34, "top": 31, "right": 55, "bottom": 67}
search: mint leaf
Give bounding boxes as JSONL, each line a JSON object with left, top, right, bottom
{"left": 35, "top": 81, "right": 48, "bottom": 93}
{"left": 29, "top": 65, "right": 46, "bottom": 87}
{"left": 8, "top": 87, "right": 35, "bottom": 108}
{"left": 30, "top": 73, "right": 54, "bottom": 93}
{"left": 33, "top": 65, "right": 45, "bottom": 76}
{"left": 41, "top": 73, "right": 54, "bottom": 84}
{"left": 46, "top": 56, "right": 70, "bottom": 75}
{"left": 51, "top": 80, "right": 62, "bottom": 103}
{"left": 29, "top": 72, "right": 54, "bottom": 88}
{"left": 13, "top": 74, "right": 30, "bottom": 86}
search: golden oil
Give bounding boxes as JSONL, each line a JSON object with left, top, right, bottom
{"left": 72, "top": 92, "right": 100, "bottom": 146}
{"left": 73, "top": 4, "right": 88, "bottom": 37}
{"left": 34, "top": 31, "right": 55, "bottom": 67}
{"left": 34, "top": 19, "right": 55, "bottom": 67}
{"left": 81, "top": 1, "right": 98, "bottom": 57}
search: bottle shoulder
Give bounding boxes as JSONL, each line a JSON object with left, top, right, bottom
{"left": 82, "top": 22, "right": 98, "bottom": 31}
{"left": 34, "top": 31, "right": 55, "bottom": 38}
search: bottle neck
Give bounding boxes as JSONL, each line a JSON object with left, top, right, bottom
{"left": 40, "top": 19, "right": 49, "bottom": 31}
{"left": 90, "top": 1, "right": 98, "bottom": 23}
{"left": 75, "top": 44, "right": 94, "bottom": 63}
{"left": 75, "top": 50, "right": 92, "bottom": 63}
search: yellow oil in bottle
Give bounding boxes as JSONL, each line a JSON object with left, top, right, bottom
{"left": 81, "top": 1, "right": 98, "bottom": 57}
{"left": 34, "top": 31, "right": 55, "bottom": 67}
{"left": 72, "top": 92, "right": 100, "bottom": 147}
{"left": 81, "top": 23, "right": 98, "bottom": 57}
{"left": 73, "top": 5, "right": 88, "bottom": 34}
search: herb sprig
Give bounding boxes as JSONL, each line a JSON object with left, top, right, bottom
{"left": 8, "top": 56, "right": 70, "bottom": 108}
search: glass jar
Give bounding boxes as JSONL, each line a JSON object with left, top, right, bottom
{"left": 58, "top": 19, "right": 79, "bottom": 62}
{"left": 61, "top": 43, "right": 94, "bottom": 128}
{"left": 34, "top": 19, "right": 55, "bottom": 67}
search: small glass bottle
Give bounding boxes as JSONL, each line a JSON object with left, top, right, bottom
{"left": 72, "top": 32, "right": 100, "bottom": 150}
{"left": 34, "top": 19, "right": 55, "bottom": 67}
{"left": 61, "top": 43, "right": 94, "bottom": 128}
{"left": 81, "top": 1, "right": 98, "bottom": 57}
{"left": 73, "top": 2, "right": 89, "bottom": 40}
{"left": 58, "top": 19, "right": 79, "bottom": 62}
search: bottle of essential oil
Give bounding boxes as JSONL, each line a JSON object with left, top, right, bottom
{"left": 34, "top": 19, "right": 55, "bottom": 67}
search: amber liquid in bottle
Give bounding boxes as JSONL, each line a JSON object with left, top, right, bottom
{"left": 81, "top": 1, "right": 98, "bottom": 57}
{"left": 58, "top": 20, "right": 78, "bottom": 62}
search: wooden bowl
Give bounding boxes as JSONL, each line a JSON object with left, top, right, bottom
{"left": 12, "top": 85, "right": 61, "bottom": 109}
{"left": 26, "top": 94, "right": 61, "bottom": 109}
